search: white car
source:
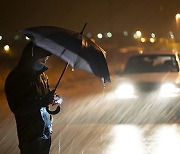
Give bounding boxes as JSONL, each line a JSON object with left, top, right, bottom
{"left": 113, "top": 51, "right": 180, "bottom": 99}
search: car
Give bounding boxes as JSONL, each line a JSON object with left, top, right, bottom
{"left": 112, "top": 50, "right": 180, "bottom": 100}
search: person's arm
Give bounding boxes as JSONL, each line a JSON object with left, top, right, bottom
{"left": 6, "top": 85, "right": 55, "bottom": 116}
{"left": 5, "top": 73, "right": 55, "bottom": 116}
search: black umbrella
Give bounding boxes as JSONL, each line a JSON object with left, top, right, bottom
{"left": 18, "top": 25, "right": 110, "bottom": 84}
{"left": 18, "top": 25, "right": 111, "bottom": 114}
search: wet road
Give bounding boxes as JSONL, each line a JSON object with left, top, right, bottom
{"left": 1, "top": 90, "right": 180, "bottom": 154}
{"left": 1, "top": 60, "right": 180, "bottom": 154}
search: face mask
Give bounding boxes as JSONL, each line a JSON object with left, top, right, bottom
{"left": 33, "top": 62, "right": 45, "bottom": 71}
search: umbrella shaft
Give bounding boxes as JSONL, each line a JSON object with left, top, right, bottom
{"left": 54, "top": 63, "right": 69, "bottom": 92}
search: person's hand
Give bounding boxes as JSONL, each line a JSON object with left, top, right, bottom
{"left": 45, "top": 91, "right": 63, "bottom": 115}
{"left": 52, "top": 94, "right": 64, "bottom": 106}
{"left": 39, "top": 89, "right": 55, "bottom": 106}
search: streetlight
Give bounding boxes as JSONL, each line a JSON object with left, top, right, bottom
{"left": 150, "top": 38, "right": 155, "bottom": 43}
{"left": 141, "top": 38, "right": 146, "bottom": 43}
{"left": 136, "top": 31, "right": 142, "bottom": 38}
{"left": 106, "top": 32, "right": 112, "bottom": 38}
{"left": 86, "top": 33, "right": 92, "bottom": 38}
{"left": 175, "top": 13, "right": 180, "bottom": 24}
{"left": 97, "top": 33, "right": 103, "bottom": 39}
{"left": 135, "top": 31, "right": 142, "bottom": 47}
{"left": 151, "top": 33, "right": 156, "bottom": 38}
{"left": 175, "top": 13, "right": 180, "bottom": 40}
{"left": 123, "top": 31, "right": 128, "bottom": 36}
{"left": 4, "top": 45, "right": 10, "bottom": 53}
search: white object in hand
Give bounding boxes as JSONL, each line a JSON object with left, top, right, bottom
{"left": 53, "top": 95, "right": 64, "bottom": 105}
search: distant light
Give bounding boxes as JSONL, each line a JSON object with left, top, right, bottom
{"left": 141, "top": 38, "right": 146, "bottom": 43}
{"left": 176, "top": 13, "right": 180, "bottom": 18}
{"left": 150, "top": 38, "right": 155, "bottom": 43}
{"left": 106, "top": 32, "right": 112, "bottom": 38}
{"left": 138, "top": 50, "right": 143, "bottom": 54}
{"left": 86, "top": 33, "right": 92, "bottom": 38}
{"left": 136, "top": 31, "right": 142, "bottom": 38}
{"left": 169, "top": 31, "right": 173, "bottom": 35}
{"left": 176, "top": 13, "right": 180, "bottom": 22}
{"left": 171, "top": 35, "right": 175, "bottom": 39}
{"left": 133, "top": 33, "right": 138, "bottom": 39}
{"left": 151, "top": 33, "right": 156, "bottom": 38}
{"left": 123, "top": 31, "right": 128, "bottom": 36}
{"left": 0, "top": 35, "right": 2, "bottom": 40}
{"left": 14, "top": 35, "right": 20, "bottom": 40}
{"left": 168, "top": 31, "right": 175, "bottom": 39}
{"left": 4, "top": 45, "right": 10, "bottom": 52}
{"left": 26, "top": 36, "right": 30, "bottom": 40}
{"left": 97, "top": 33, "right": 103, "bottom": 39}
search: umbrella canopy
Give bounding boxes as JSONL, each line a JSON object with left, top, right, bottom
{"left": 18, "top": 26, "right": 110, "bottom": 83}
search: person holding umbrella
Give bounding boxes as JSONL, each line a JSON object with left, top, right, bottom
{"left": 5, "top": 42, "right": 62, "bottom": 154}
{"left": 5, "top": 25, "right": 110, "bottom": 154}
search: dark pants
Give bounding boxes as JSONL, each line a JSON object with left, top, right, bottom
{"left": 19, "top": 138, "right": 51, "bottom": 154}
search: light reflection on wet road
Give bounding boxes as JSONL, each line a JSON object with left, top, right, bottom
{"left": 106, "top": 124, "right": 180, "bottom": 154}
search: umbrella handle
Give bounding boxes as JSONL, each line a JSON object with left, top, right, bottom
{"left": 46, "top": 106, "right": 61, "bottom": 115}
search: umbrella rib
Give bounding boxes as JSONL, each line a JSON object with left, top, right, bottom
{"left": 74, "top": 53, "right": 80, "bottom": 68}
{"left": 60, "top": 48, "right": 66, "bottom": 56}
{"left": 73, "top": 36, "right": 86, "bottom": 68}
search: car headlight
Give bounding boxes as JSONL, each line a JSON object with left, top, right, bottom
{"left": 160, "top": 82, "right": 180, "bottom": 97}
{"left": 115, "top": 83, "right": 137, "bottom": 99}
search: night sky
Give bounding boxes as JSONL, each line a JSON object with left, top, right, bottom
{"left": 1, "top": 0, "right": 180, "bottom": 38}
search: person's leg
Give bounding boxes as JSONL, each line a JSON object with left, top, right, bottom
{"left": 19, "top": 138, "right": 51, "bottom": 154}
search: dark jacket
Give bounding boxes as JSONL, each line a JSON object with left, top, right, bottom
{"left": 5, "top": 42, "right": 53, "bottom": 144}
